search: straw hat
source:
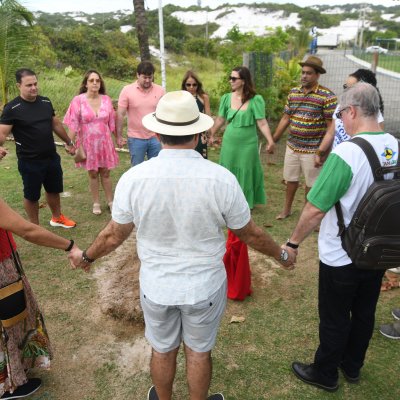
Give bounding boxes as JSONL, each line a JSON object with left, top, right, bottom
{"left": 299, "top": 55, "right": 326, "bottom": 74}
{"left": 142, "top": 90, "right": 214, "bottom": 136}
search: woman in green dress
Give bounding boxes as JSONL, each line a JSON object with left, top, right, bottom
{"left": 210, "top": 66, "right": 274, "bottom": 208}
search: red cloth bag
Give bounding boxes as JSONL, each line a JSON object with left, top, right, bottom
{"left": 223, "top": 230, "right": 252, "bottom": 301}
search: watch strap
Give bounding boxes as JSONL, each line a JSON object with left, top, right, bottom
{"left": 82, "top": 250, "right": 95, "bottom": 264}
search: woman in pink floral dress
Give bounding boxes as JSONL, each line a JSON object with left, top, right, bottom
{"left": 64, "top": 70, "right": 122, "bottom": 215}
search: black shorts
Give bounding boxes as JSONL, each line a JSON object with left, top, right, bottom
{"left": 18, "top": 153, "right": 63, "bottom": 201}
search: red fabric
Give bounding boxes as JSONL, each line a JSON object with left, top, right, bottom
{"left": 223, "top": 230, "right": 252, "bottom": 301}
{"left": 0, "top": 229, "right": 16, "bottom": 262}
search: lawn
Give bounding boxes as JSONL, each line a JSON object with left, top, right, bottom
{"left": 0, "top": 139, "right": 399, "bottom": 400}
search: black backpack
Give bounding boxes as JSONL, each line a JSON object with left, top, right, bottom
{"left": 335, "top": 136, "right": 400, "bottom": 270}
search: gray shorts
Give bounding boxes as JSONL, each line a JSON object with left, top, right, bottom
{"left": 140, "top": 280, "right": 227, "bottom": 353}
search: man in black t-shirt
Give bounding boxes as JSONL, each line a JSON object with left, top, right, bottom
{"left": 0, "top": 68, "right": 76, "bottom": 228}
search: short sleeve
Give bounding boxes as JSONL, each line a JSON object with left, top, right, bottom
{"left": 218, "top": 93, "right": 230, "bottom": 119}
{"left": 252, "top": 95, "right": 266, "bottom": 120}
{"left": 118, "top": 86, "right": 129, "bottom": 109}
{"left": 0, "top": 103, "right": 14, "bottom": 125}
{"left": 323, "top": 93, "right": 337, "bottom": 121}
{"left": 63, "top": 95, "right": 81, "bottom": 133}
{"left": 224, "top": 178, "right": 251, "bottom": 229}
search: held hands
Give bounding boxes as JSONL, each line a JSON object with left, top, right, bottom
{"left": 64, "top": 143, "right": 76, "bottom": 156}
{"left": 68, "top": 246, "right": 91, "bottom": 273}
{"left": 266, "top": 141, "right": 275, "bottom": 154}
{"left": 117, "top": 137, "right": 127, "bottom": 148}
{"left": 278, "top": 245, "right": 297, "bottom": 270}
{"left": 0, "top": 146, "right": 8, "bottom": 161}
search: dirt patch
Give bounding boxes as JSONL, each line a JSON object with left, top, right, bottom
{"left": 248, "top": 248, "right": 280, "bottom": 288}
{"left": 93, "top": 231, "right": 143, "bottom": 322}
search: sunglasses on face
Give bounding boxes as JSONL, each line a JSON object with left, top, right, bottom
{"left": 185, "top": 83, "right": 198, "bottom": 87}
{"left": 229, "top": 76, "right": 241, "bottom": 82}
{"left": 88, "top": 79, "right": 100, "bottom": 83}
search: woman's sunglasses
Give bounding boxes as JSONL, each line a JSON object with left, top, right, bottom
{"left": 229, "top": 76, "right": 241, "bottom": 82}
{"left": 185, "top": 83, "right": 198, "bottom": 87}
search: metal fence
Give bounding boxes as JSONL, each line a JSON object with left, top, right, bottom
{"left": 317, "top": 48, "right": 400, "bottom": 137}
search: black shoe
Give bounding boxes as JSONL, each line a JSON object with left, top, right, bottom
{"left": 147, "top": 386, "right": 159, "bottom": 400}
{"left": 339, "top": 364, "right": 360, "bottom": 383}
{"left": 292, "top": 362, "right": 338, "bottom": 392}
{"left": 1, "top": 378, "right": 42, "bottom": 399}
{"left": 207, "top": 394, "right": 225, "bottom": 400}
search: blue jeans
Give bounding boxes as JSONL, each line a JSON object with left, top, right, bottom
{"left": 127, "top": 137, "right": 161, "bottom": 166}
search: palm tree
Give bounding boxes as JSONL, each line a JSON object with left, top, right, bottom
{"left": 133, "top": 0, "right": 150, "bottom": 61}
{"left": 0, "top": 0, "right": 33, "bottom": 106}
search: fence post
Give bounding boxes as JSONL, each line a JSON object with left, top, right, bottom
{"left": 243, "top": 53, "right": 249, "bottom": 68}
{"left": 371, "top": 51, "right": 379, "bottom": 73}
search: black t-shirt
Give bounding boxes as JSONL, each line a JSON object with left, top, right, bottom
{"left": 0, "top": 95, "right": 56, "bottom": 159}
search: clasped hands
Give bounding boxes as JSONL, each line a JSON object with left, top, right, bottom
{"left": 68, "top": 245, "right": 91, "bottom": 273}
{"left": 279, "top": 245, "right": 297, "bottom": 271}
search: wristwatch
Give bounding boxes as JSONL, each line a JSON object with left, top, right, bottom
{"left": 82, "top": 250, "right": 95, "bottom": 264}
{"left": 66, "top": 140, "right": 74, "bottom": 147}
{"left": 286, "top": 241, "right": 299, "bottom": 249}
{"left": 280, "top": 249, "right": 289, "bottom": 262}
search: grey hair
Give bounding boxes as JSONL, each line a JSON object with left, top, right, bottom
{"left": 340, "top": 82, "right": 379, "bottom": 118}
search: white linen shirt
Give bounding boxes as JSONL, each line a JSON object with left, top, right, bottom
{"left": 112, "top": 149, "right": 251, "bottom": 305}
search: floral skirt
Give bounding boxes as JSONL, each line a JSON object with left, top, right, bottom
{"left": 0, "top": 256, "right": 52, "bottom": 396}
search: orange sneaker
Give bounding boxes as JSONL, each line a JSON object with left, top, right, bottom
{"left": 50, "top": 214, "right": 76, "bottom": 229}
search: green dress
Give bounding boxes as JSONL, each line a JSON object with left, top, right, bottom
{"left": 219, "top": 93, "right": 266, "bottom": 208}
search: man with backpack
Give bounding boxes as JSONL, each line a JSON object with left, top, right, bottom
{"left": 284, "top": 82, "right": 399, "bottom": 391}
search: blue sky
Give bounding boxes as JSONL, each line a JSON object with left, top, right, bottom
{"left": 24, "top": 1, "right": 397, "bottom": 14}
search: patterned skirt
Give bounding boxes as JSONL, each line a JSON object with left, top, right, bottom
{"left": 0, "top": 256, "right": 52, "bottom": 396}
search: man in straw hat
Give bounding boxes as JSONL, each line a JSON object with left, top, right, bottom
{"left": 273, "top": 55, "right": 337, "bottom": 220}
{"left": 69, "top": 91, "right": 296, "bottom": 400}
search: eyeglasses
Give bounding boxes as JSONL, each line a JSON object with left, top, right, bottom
{"left": 229, "top": 76, "right": 241, "bottom": 82}
{"left": 185, "top": 83, "right": 198, "bottom": 88}
{"left": 335, "top": 106, "right": 350, "bottom": 119}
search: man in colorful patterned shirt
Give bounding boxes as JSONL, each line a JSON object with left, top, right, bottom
{"left": 273, "top": 56, "right": 337, "bottom": 220}
{"left": 285, "top": 82, "right": 398, "bottom": 392}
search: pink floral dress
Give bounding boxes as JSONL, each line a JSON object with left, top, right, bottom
{"left": 63, "top": 94, "right": 119, "bottom": 170}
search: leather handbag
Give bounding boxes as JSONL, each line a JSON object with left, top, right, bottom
{"left": 0, "top": 232, "right": 27, "bottom": 328}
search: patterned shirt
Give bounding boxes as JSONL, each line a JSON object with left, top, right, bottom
{"left": 284, "top": 84, "right": 337, "bottom": 153}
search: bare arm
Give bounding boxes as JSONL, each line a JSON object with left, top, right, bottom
{"left": 209, "top": 116, "right": 226, "bottom": 143}
{"left": 0, "top": 198, "right": 71, "bottom": 250}
{"left": 288, "top": 202, "right": 326, "bottom": 246}
{"left": 256, "top": 118, "right": 275, "bottom": 154}
{"left": 68, "top": 219, "right": 134, "bottom": 270}
{"left": 116, "top": 107, "right": 127, "bottom": 141}
{"left": 203, "top": 94, "right": 211, "bottom": 116}
{"left": 52, "top": 116, "right": 72, "bottom": 143}
{"left": 272, "top": 113, "right": 290, "bottom": 142}
{"left": 315, "top": 120, "right": 335, "bottom": 167}
{"left": 231, "top": 219, "right": 295, "bottom": 269}
{"left": 0, "top": 124, "right": 12, "bottom": 146}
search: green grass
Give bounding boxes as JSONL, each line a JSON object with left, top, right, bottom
{"left": 355, "top": 52, "right": 400, "bottom": 73}
{"left": 1, "top": 140, "right": 399, "bottom": 399}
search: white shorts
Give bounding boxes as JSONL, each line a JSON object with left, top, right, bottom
{"left": 283, "top": 146, "right": 320, "bottom": 187}
{"left": 140, "top": 280, "right": 227, "bottom": 353}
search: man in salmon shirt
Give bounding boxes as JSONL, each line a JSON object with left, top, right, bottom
{"left": 117, "top": 61, "right": 165, "bottom": 166}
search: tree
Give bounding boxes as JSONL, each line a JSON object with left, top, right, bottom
{"left": 133, "top": 0, "right": 150, "bottom": 61}
{"left": 0, "top": 0, "right": 33, "bottom": 105}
